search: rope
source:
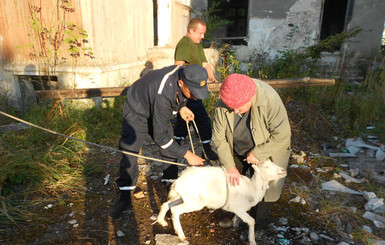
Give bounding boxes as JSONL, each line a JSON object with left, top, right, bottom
{"left": 219, "top": 167, "right": 230, "bottom": 209}
{"left": 186, "top": 120, "right": 194, "bottom": 154}
{"left": 191, "top": 120, "right": 208, "bottom": 160}
{"left": 0, "top": 110, "right": 186, "bottom": 166}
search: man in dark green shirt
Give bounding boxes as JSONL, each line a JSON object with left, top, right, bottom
{"left": 172, "top": 18, "right": 219, "bottom": 166}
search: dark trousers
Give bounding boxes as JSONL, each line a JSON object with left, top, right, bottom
{"left": 173, "top": 99, "right": 212, "bottom": 142}
{"left": 115, "top": 102, "right": 149, "bottom": 189}
{"left": 116, "top": 102, "right": 180, "bottom": 188}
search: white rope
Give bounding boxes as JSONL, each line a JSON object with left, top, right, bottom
{"left": 0, "top": 110, "right": 186, "bottom": 166}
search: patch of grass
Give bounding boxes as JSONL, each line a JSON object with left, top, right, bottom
{"left": 0, "top": 97, "right": 124, "bottom": 224}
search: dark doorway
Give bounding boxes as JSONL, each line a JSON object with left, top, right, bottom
{"left": 320, "top": 0, "right": 349, "bottom": 40}
{"left": 153, "top": 0, "right": 158, "bottom": 46}
{"left": 209, "top": 0, "right": 248, "bottom": 45}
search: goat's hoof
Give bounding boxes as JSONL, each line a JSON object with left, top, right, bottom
{"left": 178, "top": 236, "right": 186, "bottom": 242}
{"left": 157, "top": 219, "right": 168, "bottom": 227}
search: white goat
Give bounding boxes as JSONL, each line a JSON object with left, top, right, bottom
{"left": 156, "top": 159, "right": 287, "bottom": 245}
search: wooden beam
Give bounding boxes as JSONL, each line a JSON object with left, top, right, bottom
{"left": 262, "top": 78, "right": 335, "bottom": 88}
{"left": 35, "top": 78, "right": 335, "bottom": 99}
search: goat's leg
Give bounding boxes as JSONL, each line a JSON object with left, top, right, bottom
{"left": 157, "top": 201, "right": 171, "bottom": 227}
{"left": 233, "top": 211, "right": 257, "bottom": 245}
{"left": 232, "top": 215, "right": 241, "bottom": 228}
{"left": 170, "top": 205, "right": 187, "bottom": 242}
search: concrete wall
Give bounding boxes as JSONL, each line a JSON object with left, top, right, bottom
{"left": 0, "top": 0, "right": 195, "bottom": 110}
{"left": 243, "top": 0, "right": 321, "bottom": 59}
{"left": 346, "top": 0, "right": 385, "bottom": 58}
{"left": 193, "top": 0, "right": 384, "bottom": 63}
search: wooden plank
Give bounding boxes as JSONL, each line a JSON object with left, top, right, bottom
{"left": 262, "top": 78, "right": 335, "bottom": 88}
{"left": 35, "top": 78, "right": 335, "bottom": 99}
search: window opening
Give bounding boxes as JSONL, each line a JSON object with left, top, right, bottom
{"left": 381, "top": 21, "right": 385, "bottom": 54}
{"left": 320, "top": 0, "right": 349, "bottom": 40}
{"left": 18, "top": 75, "right": 59, "bottom": 90}
{"left": 208, "top": 0, "right": 248, "bottom": 45}
{"left": 153, "top": 0, "right": 158, "bottom": 46}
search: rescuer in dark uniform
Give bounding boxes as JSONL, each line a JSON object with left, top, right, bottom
{"left": 110, "top": 64, "right": 209, "bottom": 219}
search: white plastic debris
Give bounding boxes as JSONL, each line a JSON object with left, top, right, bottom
{"left": 321, "top": 180, "right": 362, "bottom": 195}
{"left": 345, "top": 138, "right": 379, "bottom": 150}
{"left": 363, "top": 211, "right": 385, "bottom": 224}
{"left": 328, "top": 152, "right": 357, "bottom": 158}
{"left": 319, "top": 234, "right": 334, "bottom": 241}
{"left": 44, "top": 204, "right": 53, "bottom": 209}
{"left": 289, "top": 196, "right": 301, "bottom": 203}
{"left": 346, "top": 145, "right": 360, "bottom": 155}
{"left": 349, "top": 168, "right": 360, "bottom": 177}
{"left": 68, "top": 219, "right": 77, "bottom": 225}
{"left": 104, "top": 174, "right": 110, "bottom": 185}
{"left": 310, "top": 232, "right": 319, "bottom": 241}
{"left": 117, "top": 230, "right": 125, "bottom": 237}
{"left": 300, "top": 198, "right": 307, "bottom": 205}
{"left": 373, "top": 220, "right": 385, "bottom": 229}
{"left": 316, "top": 168, "right": 329, "bottom": 173}
{"left": 363, "top": 191, "right": 377, "bottom": 200}
{"left": 278, "top": 217, "right": 288, "bottom": 226}
{"left": 365, "top": 198, "right": 384, "bottom": 211}
{"left": 150, "top": 215, "right": 157, "bottom": 221}
{"left": 362, "top": 225, "right": 373, "bottom": 233}
{"left": 376, "top": 149, "right": 385, "bottom": 161}
{"left": 339, "top": 172, "right": 366, "bottom": 184}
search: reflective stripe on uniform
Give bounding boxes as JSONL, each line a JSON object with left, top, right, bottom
{"left": 157, "top": 66, "right": 181, "bottom": 95}
{"left": 161, "top": 138, "right": 174, "bottom": 149}
{"left": 119, "top": 186, "right": 136, "bottom": 191}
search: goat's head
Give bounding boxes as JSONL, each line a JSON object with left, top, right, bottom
{"left": 251, "top": 159, "right": 287, "bottom": 182}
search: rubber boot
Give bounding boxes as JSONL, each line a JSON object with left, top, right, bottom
{"left": 109, "top": 190, "right": 132, "bottom": 219}
{"left": 251, "top": 201, "right": 271, "bottom": 230}
{"left": 203, "top": 143, "right": 219, "bottom": 160}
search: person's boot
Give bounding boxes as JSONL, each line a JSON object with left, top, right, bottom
{"left": 253, "top": 201, "right": 271, "bottom": 230}
{"left": 109, "top": 190, "right": 132, "bottom": 219}
{"left": 203, "top": 142, "right": 219, "bottom": 160}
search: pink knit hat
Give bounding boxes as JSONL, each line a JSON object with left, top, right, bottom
{"left": 220, "top": 74, "right": 256, "bottom": 109}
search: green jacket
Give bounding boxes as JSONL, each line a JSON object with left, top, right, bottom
{"left": 212, "top": 79, "right": 291, "bottom": 202}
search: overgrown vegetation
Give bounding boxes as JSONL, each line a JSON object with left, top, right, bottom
{"left": 0, "top": 98, "right": 124, "bottom": 225}
{"left": 216, "top": 27, "right": 385, "bottom": 141}
{"left": 17, "top": 0, "right": 94, "bottom": 89}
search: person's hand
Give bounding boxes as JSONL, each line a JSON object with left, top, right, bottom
{"left": 179, "top": 106, "right": 195, "bottom": 122}
{"left": 209, "top": 75, "right": 218, "bottom": 83}
{"left": 184, "top": 150, "right": 205, "bottom": 166}
{"left": 246, "top": 151, "right": 260, "bottom": 165}
{"left": 227, "top": 167, "right": 240, "bottom": 186}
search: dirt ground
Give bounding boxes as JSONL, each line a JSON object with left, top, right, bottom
{"left": 1, "top": 101, "right": 383, "bottom": 245}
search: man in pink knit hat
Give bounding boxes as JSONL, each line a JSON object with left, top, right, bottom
{"left": 212, "top": 73, "right": 291, "bottom": 232}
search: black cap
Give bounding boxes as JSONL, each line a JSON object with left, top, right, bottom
{"left": 181, "top": 65, "right": 209, "bottom": 99}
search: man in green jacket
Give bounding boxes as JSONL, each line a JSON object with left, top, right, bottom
{"left": 212, "top": 73, "right": 291, "bottom": 230}
{"left": 172, "top": 18, "right": 219, "bottom": 163}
